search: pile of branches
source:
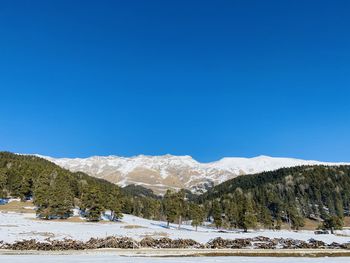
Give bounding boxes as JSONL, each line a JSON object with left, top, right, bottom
{"left": 85, "top": 237, "right": 138, "bottom": 249}
{"left": 206, "top": 237, "right": 251, "bottom": 249}
{"left": 0, "top": 236, "right": 201, "bottom": 250}
{"left": 1, "top": 239, "right": 86, "bottom": 251}
{"left": 275, "top": 238, "right": 326, "bottom": 249}
{"left": 0, "top": 237, "right": 137, "bottom": 251}
{"left": 1, "top": 236, "right": 350, "bottom": 251}
{"left": 206, "top": 237, "right": 350, "bottom": 250}
{"left": 139, "top": 237, "right": 203, "bottom": 249}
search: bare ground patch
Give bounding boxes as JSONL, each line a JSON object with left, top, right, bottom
{"left": 31, "top": 217, "right": 86, "bottom": 223}
{"left": 122, "top": 225, "right": 147, "bottom": 229}
{"left": 0, "top": 201, "right": 35, "bottom": 214}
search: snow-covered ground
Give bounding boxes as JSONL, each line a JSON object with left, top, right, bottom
{"left": 1, "top": 212, "right": 350, "bottom": 244}
{"left": 0, "top": 255, "right": 349, "bottom": 263}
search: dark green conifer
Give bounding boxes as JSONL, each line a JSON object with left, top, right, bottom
{"left": 189, "top": 203, "right": 204, "bottom": 231}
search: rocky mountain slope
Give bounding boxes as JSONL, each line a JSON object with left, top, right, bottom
{"left": 39, "top": 154, "right": 348, "bottom": 194}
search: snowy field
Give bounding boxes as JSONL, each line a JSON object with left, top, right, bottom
{"left": 1, "top": 212, "right": 350, "bottom": 244}
{"left": 0, "top": 255, "right": 349, "bottom": 263}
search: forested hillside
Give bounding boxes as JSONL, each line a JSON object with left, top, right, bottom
{"left": 0, "top": 152, "right": 124, "bottom": 221}
{"left": 198, "top": 165, "right": 350, "bottom": 230}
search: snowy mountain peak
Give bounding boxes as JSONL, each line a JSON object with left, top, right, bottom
{"left": 37, "top": 154, "right": 349, "bottom": 194}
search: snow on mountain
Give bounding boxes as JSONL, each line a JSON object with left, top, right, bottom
{"left": 38, "top": 154, "right": 348, "bottom": 194}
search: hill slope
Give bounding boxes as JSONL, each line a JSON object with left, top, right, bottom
{"left": 198, "top": 165, "right": 350, "bottom": 229}
{"left": 0, "top": 152, "right": 123, "bottom": 220}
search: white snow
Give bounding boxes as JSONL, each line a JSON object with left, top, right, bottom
{"left": 8, "top": 198, "right": 21, "bottom": 203}
{"left": 1, "top": 212, "right": 349, "bottom": 244}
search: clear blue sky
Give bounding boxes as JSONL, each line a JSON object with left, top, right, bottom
{"left": 0, "top": 0, "right": 349, "bottom": 162}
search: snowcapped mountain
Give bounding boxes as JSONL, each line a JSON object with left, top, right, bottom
{"left": 38, "top": 154, "right": 348, "bottom": 194}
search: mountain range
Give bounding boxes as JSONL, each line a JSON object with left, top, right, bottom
{"left": 38, "top": 154, "right": 349, "bottom": 194}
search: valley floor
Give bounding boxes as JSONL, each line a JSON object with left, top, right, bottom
{"left": 1, "top": 211, "right": 350, "bottom": 261}
{"left": 1, "top": 211, "right": 350, "bottom": 244}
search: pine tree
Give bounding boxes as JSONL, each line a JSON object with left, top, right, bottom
{"left": 243, "top": 197, "right": 257, "bottom": 232}
{"left": 288, "top": 206, "right": 304, "bottom": 230}
{"left": 225, "top": 201, "right": 239, "bottom": 228}
{"left": 121, "top": 197, "right": 134, "bottom": 214}
{"left": 175, "top": 189, "right": 187, "bottom": 229}
{"left": 322, "top": 215, "right": 343, "bottom": 234}
{"left": 142, "top": 198, "right": 161, "bottom": 219}
{"left": 81, "top": 186, "right": 103, "bottom": 221}
{"left": 20, "top": 175, "right": 32, "bottom": 201}
{"left": 238, "top": 196, "right": 257, "bottom": 232}
{"left": 0, "top": 168, "right": 7, "bottom": 198}
{"left": 48, "top": 174, "right": 74, "bottom": 219}
{"left": 33, "top": 171, "right": 52, "bottom": 219}
{"left": 334, "top": 198, "right": 344, "bottom": 218}
{"left": 163, "top": 190, "right": 178, "bottom": 227}
{"left": 318, "top": 202, "right": 328, "bottom": 220}
{"left": 212, "top": 200, "right": 222, "bottom": 229}
{"left": 259, "top": 206, "right": 273, "bottom": 229}
{"left": 189, "top": 203, "right": 204, "bottom": 231}
{"left": 107, "top": 188, "right": 122, "bottom": 221}
{"left": 162, "top": 189, "right": 188, "bottom": 229}
{"left": 132, "top": 198, "right": 143, "bottom": 217}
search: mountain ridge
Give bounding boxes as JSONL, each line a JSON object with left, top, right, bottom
{"left": 34, "top": 154, "right": 349, "bottom": 194}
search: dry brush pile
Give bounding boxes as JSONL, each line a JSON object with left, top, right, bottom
{"left": 0, "top": 236, "right": 350, "bottom": 251}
